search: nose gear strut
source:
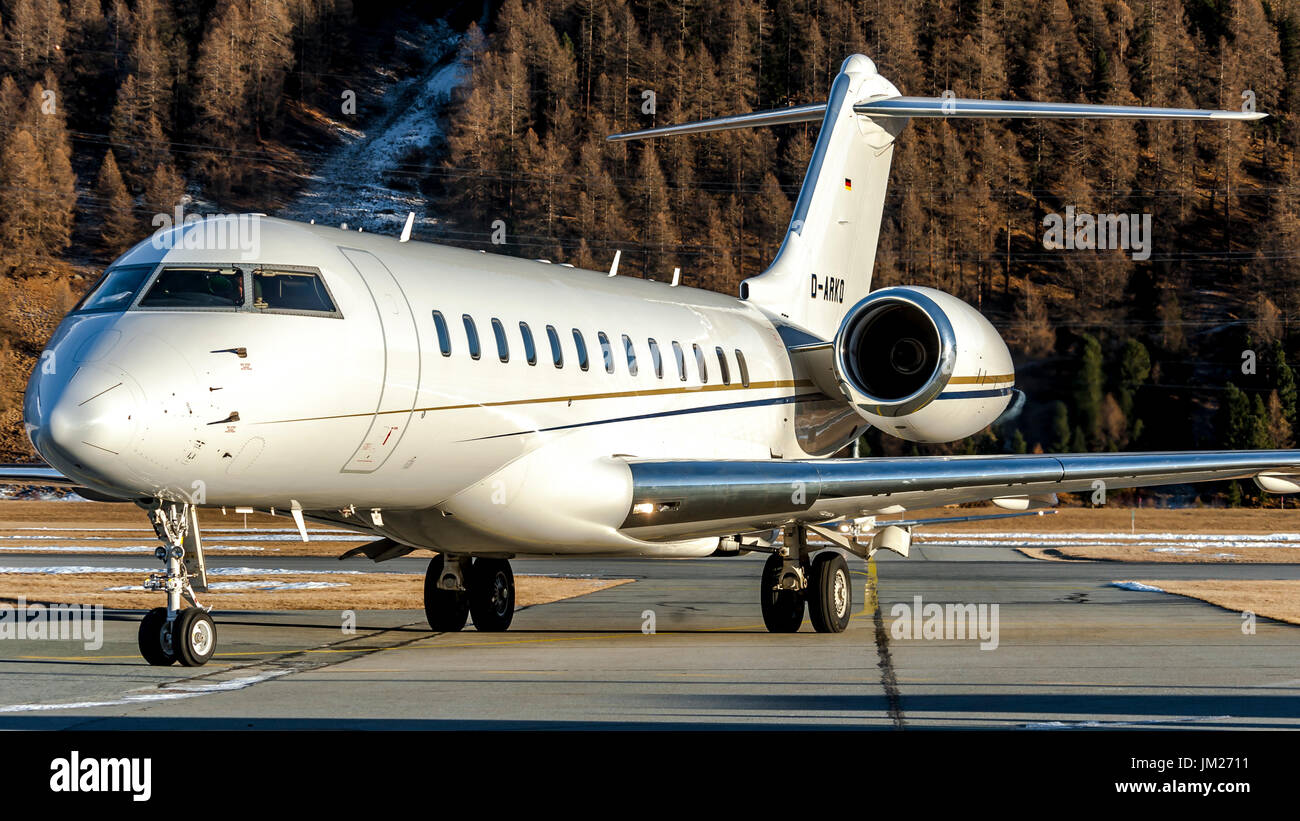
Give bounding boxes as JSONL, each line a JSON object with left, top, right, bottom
{"left": 136, "top": 500, "right": 216, "bottom": 666}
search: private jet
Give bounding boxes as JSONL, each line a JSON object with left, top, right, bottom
{"left": 4, "top": 54, "right": 1297, "bottom": 666}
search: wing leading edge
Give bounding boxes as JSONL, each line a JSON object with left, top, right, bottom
{"left": 0, "top": 463, "right": 78, "bottom": 488}
{"left": 618, "top": 450, "right": 1300, "bottom": 542}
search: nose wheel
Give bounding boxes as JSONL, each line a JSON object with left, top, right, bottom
{"left": 137, "top": 606, "right": 217, "bottom": 666}
{"left": 136, "top": 501, "right": 217, "bottom": 666}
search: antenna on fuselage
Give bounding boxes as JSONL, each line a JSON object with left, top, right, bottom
{"left": 400, "top": 211, "right": 415, "bottom": 242}
{"left": 608, "top": 250, "right": 621, "bottom": 277}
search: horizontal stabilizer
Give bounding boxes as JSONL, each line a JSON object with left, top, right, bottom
{"left": 607, "top": 103, "right": 825, "bottom": 141}
{"left": 854, "top": 96, "right": 1266, "bottom": 121}
{"left": 606, "top": 97, "right": 1264, "bottom": 142}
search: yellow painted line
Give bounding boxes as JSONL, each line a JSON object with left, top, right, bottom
{"left": 256, "top": 379, "right": 815, "bottom": 425}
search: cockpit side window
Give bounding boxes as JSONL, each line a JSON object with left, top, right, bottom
{"left": 252, "top": 269, "right": 337, "bottom": 314}
{"left": 74, "top": 264, "right": 157, "bottom": 313}
{"left": 138, "top": 267, "right": 245, "bottom": 309}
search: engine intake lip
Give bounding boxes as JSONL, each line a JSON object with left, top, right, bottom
{"left": 834, "top": 287, "right": 957, "bottom": 417}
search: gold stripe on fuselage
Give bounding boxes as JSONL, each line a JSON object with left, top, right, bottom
{"left": 255, "top": 379, "right": 819, "bottom": 425}
{"left": 947, "top": 373, "right": 1014, "bottom": 385}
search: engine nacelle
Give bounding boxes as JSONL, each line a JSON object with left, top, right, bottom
{"left": 832, "top": 286, "right": 1014, "bottom": 443}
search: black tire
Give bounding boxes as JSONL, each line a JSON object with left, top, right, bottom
{"left": 807, "top": 551, "right": 852, "bottom": 634}
{"left": 760, "top": 553, "right": 805, "bottom": 633}
{"left": 138, "top": 606, "right": 176, "bottom": 666}
{"left": 468, "top": 557, "right": 515, "bottom": 632}
{"left": 424, "top": 555, "right": 469, "bottom": 632}
{"left": 174, "top": 608, "right": 217, "bottom": 666}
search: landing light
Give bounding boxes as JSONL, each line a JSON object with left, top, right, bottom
{"left": 632, "top": 502, "right": 656, "bottom": 515}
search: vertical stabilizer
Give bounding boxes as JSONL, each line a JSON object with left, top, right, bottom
{"left": 740, "top": 55, "right": 905, "bottom": 340}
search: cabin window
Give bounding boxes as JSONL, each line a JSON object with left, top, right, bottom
{"left": 599, "top": 332, "right": 615, "bottom": 374}
{"left": 463, "top": 315, "right": 481, "bottom": 360}
{"left": 648, "top": 339, "right": 663, "bottom": 379}
{"left": 76, "top": 264, "right": 155, "bottom": 313}
{"left": 546, "top": 325, "right": 563, "bottom": 368}
{"left": 432, "top": 311, "right": 452, "bottom": 356}
{"left": 573, "top": 329, "right": 589, "bottom": 371}
{"left": 491, "top": 318, "right": 509, "bottom": 362}
{"left": 735, "top": 349, "right": 750, "bottom": 387}
{"left": 693, "top": 343, "right": 708, "bottom": 383}
{"left": 139, "top": 266, "right": 245, "bottom": 309}
{"left": 623, "top": 335, "right": 638, "bottom": 376}
{"left": 715, "top": 347, "right": 731, "bottom": 385}
{"left": 520, "top": 322, "right": 537, "bottom": 366}
{"left": 252, "top": 269, "right": 337, "bottom": 314}
{"left": 672, "top": 341, "right": 686, "bottom": 382}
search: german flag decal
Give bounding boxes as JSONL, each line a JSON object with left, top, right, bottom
{"left": 844, "top": 178, "right": 852, "bottom": 190}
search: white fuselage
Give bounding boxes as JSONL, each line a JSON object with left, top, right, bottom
{"left": 26, "top": 218, "right": 862, "bottom": 557}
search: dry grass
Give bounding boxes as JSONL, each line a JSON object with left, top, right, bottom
{"left": 1127, "top": 579, "right": 1300, "bottom": 626}
{"left": 0, "top": 571, "right": 632, "bottom": 611}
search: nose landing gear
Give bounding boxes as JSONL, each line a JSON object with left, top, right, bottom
{"left": 136, "top": 501, "right": 216, "bottom": 666}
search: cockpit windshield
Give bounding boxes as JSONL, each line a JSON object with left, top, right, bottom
{"left": 73, "top": 264, "right": 156, "bottom": 314}
{"left": 72, "top": 264, "right": 340, "bottom": 317}
{"left": 138, "top": 267, "right": 245, "bottom": 308}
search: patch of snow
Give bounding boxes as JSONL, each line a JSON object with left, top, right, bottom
{"left": 104, "top": 580, "right": 351, "bottom": 592}
{"left": 279, "top": 20, "right": 469, "bottom": 234}
{"left": 0, "top": 669, "right": 294, "bottom": 712}
{"left": 1109, "top": 581, "right": 1166, "bottom": 593}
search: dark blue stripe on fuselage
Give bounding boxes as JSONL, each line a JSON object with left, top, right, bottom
{"left": 934, "top": 388, "right": 1014, "bottom": 400}
{"left": 465, "top": 391, "right": 834, "bottom": 441}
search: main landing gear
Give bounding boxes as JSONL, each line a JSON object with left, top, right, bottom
{"left": 759, "top": 526, "right": 853, "bottom": 634}
{"left": 424, "top": 554, "right": 516, "bottom": 633}
{"left": 137, "top": 501, "right": 217, "bottom": 666}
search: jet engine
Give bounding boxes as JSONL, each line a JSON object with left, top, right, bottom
{"left": 832, "top": 286, "right": 1014, "bottom": 443}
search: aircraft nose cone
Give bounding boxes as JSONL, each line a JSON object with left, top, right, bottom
{"left": 41, "top": 366, "right": 139, "bottom": 474}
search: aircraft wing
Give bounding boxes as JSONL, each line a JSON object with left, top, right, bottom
{"left": 617, "top": 450, "right": 1300, "bottom": 542}
{"left": 0, "top": 462, "right": 79, "bottom": 487}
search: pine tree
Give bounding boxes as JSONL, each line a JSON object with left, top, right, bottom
{"left": 1073, "top": 334, "right": 1105, "bottom": 445}
{"left": 1011, "top": 429, "right": 1028, "bottom": 454}
{"left": 142, "top": 161, "right": 185, "bottom": 214}
{"left": 1050, "top": 401, "right": 1071, "bottom": 452}
{"left": 95, "top": 150, "right": 137, "bottom": 255}
{"left": 1116, "top": 337, "right": 1151, "bottom": 417}
{"left": 0, "top": 129, "right": 52, "bottom": 265}
{"left": 1272, "top": 341, "right": 1297, "bottom": 426}
{"left": 21, "top": 76, "right": 76, "bottom": 253}
{"left": 1217, "top": 383, "right": 1256, "bottom": 449}
{"left": 1265, "top": 390, "right": 1294, "bottom": 449}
